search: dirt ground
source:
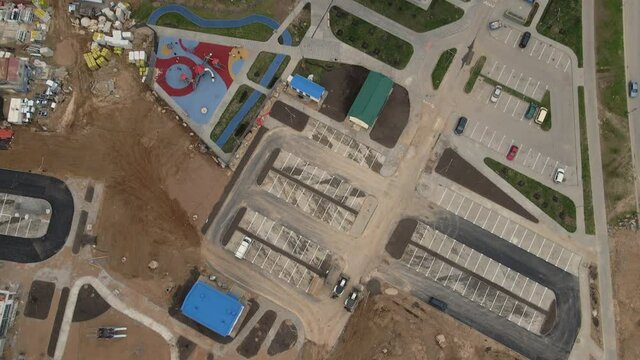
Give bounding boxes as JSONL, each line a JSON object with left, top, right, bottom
{"left": 62, "top": 307, "right": 170, "bottom": 360}
{"left": 299, "top": 289, "right": 522, "bottom": 360}
{"left": 611, "top": 230, "right": 640, "bottom": 359}
{"left": 318, "top": 65, "right": 369, "bottom": 122}
{"left": 0, "top": 1, "right": 229, "bottom": 307}
{"left": 369, "top": 84, "right": 410, "bottom": 148}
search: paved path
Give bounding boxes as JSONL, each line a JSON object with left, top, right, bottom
{"left": 582, "top": 0, "right": 618, "bottom": 358}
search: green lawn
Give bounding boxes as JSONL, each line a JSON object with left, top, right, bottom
{"left": 132, "top": 0, "right": 155, "bottom": 22}
{"left": 329, "top": 7, "right": 414, "bottom": 69}
{"left": 432, "top": 48, "right": 457, "bottom": 90}
{"left": 247, "top": 52, "right": 291, "bottom": 89}
{"left": 485, "top": 158, "right": 577, "bottom": 232}
{"left": 353, "top": 0, "right": 463, "bottom": 33}
{"left": 279, "top": 3, "right": 310, "bottom": 46}
{"left": 482, "top": 76, "right": 552, "bottom": 130}
{"left": 578, "top": 86, "right": 595, "bottom": 234}
{"left": 595, "top": 0, "right": 627, "bottom": 117}
{"left": 134, "top": 0, "right": 296, "bottom": 22}
{"left": 536, "top": 0, "right": 582, "bottom": 66}
{"left": 293, "top": 59, "right": 341, "bottom": 83}
{"left": 155, "top": 13, "right": 273, "bottom": 41}
{"left": 464, "top": 56, "right": 486, "bottom": 93}
{"left": 210, "top": 85, "right": 266, "bottom": 153}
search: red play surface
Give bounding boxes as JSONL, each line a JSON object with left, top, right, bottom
{"left": 155, "top": 40, "right": 234, "bottom": 97}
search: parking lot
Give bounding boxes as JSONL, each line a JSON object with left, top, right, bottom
{"left": 459, "top": 116, "right": 575, "bottom": 184}
{"left": 260, "top": 150, "right": 370, "bottom": 233}
{"left": 483, "top": 60, "right": 548, "bottom": 101}
{"left": 400, "top": 220, "right": 553, "bottom": 334}
{"left": 433, "top": 185, "right": 581, "bottom": 275}
{"left": 226, "top": 208, "right": 332, "bottom": 293}
{"left": 473, "top": 80, "right": 537, "bottom": 122}
{"left": 489, "top": 26, "right": 572, "bottom": 73}
{"left": 307, "top": 119, "right": 386, "bottom": 173}
{"left": 0, "top": 193, "right": 51, "bottom": 238}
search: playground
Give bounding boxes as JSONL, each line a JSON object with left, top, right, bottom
{"left": 154, "top": 36, "right": 247, "bottom": 125}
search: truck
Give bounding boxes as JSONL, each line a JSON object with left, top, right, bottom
{"left": 0, "top": 128, "right": 14, "bottom": 150}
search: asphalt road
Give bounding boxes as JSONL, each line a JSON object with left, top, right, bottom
{"left": 0, "top": 168, "right": 74, "bottom": 263}
{"left": 623, "top": 0, "right": 640, "bottom": 222}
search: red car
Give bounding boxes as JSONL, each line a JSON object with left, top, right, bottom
{"left": 507, "top": 145, "right": 519, "bottom": 161}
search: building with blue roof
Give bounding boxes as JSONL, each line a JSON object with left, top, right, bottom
{"left": 287, "top": 74, "right": 327, "bottom": 102}
{"left": 180, "top": 281, "right": 245, "bottom": 337}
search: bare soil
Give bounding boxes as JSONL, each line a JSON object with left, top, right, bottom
{"left": 270, "top": 101, "right": 309, "bottom": 131}
{"left": 236, "top": 310, "right": 278, "bottom": 358}
{"left": 318, "top": 65, "right": 369, "bottom": 122}
{"left": 0, "top": 0, "right": 229, "bottom": 309}
{"left": 611, "top": 230, "right": 640, "bottom": 359}
{"left": 62, "top": 307, "right": 171, "bottom": 360}
{"left": 369, "top": 84, "right": 410, "bottom": 148}
{"left": 324, "top": 290, "right": 523, "bottom": 360}
{"left": 24, "top": 280, "right": 56, "bottom": 320}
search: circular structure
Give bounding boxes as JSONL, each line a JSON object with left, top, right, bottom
{"left": 201, "top": 107, "right": 208, "bottom": 114}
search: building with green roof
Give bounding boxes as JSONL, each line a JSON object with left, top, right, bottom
{"left": 347, "top": 71, "right": 394, "bottom": 129}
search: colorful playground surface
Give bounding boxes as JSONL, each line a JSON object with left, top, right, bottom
{"left": 154, "top": 37, "right": 247, "bottom": 125}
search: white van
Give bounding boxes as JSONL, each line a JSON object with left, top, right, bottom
{"left": 235, "top": 236, "right": 253, "bottom": 259}
{"left": 535, "top": 107, "right": 548, "bottom": 125}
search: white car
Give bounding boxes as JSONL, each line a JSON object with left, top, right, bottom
{"left": 489, "top": 20, "right": 502, "bottom": 30}
{"left": 490, "top": 85, "right": 502, "bottom": 103}
{"left": 553, "top": 168, "right": 565, "bottom": 183}
{"left": 235, "top": 236, "right": 253, "bottom": 259}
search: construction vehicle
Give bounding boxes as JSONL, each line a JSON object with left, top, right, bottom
{"left": 97, "top": 327, "right": 127, "bottom": 339}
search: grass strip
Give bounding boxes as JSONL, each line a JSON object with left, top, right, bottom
{"left": 293, "top": 59, "right": 341, "bottom": 83}
{"left": 595, "top": 0, "right": 626, "bottom": 116}
{"left": 485, "top": 157, "right": 577, "bottom": 232}
{"left": 537, "top": 0, "right": 582, "bottom": 66}
{"left": 279, "top": 3, "right": 310, "bottom": 46}
{"left": 211, "top": 85, "right": 265, "bottom": 153}
{"left": 353, "top": 0, "right": 463, "bottom": 33}
{"left": 464, "top": 56, "right": 486, "bottom": 94}
{"left": 155, "top": 13, "right": 273, "bottom": 41}
{"left": 432, "top": 48, "right": 457, "bottom": 90}
{"left": 577, "top": 86, "right": 595, "bottom": 234}
{"left": 329, "top": 6, "right": 414, "bottom": 69}
{"left": 247, "top": 52, "right": 291, "bottom": 89}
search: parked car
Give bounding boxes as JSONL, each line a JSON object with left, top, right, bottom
{"left": 535, "top": 107, "right": 548, "bottom": 125}
{"left": 629, "top": 81, "right": 638, "bottom": 98}
{"left": 454, "top": 116, "right": 468, "bottom": 135}
{"left": 507, "top": 145, "right": 519, "bottom": 161}
{"left": 489, "top": 20, "right": 502, "bottom": 30}
{"left": 519, "top": 31, "right": 532, "bottom": 48}
{"left": 234, "top": 237, "right": 253, "bottom": 259}
{"left": 344, "top": 288, "right": 362, "bottom": 312}
{"left": 553, "top": 168, "right": 565, "bottom": 183}
{"left": 428, "top": 297, "right": 448, "bottom": 311}
{"left": 524, "top": 102, "right": 539, "bottom": 120}
{"left": 490, "top": 85, "right": 502, "bottom": 103}
{"left": 332, "top": 274, "right": 349, "bottom": 298}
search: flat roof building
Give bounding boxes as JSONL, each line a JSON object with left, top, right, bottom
{"left": 180, "top": 281, "right": 244, "bottom": 337}
{"left": 288, "top": 74, "right": 326, "bottom": 102}
{"left": 347, "top": 71, "right": 393, "bottom": 129}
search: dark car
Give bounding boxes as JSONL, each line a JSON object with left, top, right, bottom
{"left": 519, "top": 31, "right": 531, "bottom": 48}
{"left": 428, "top": 297, "right": 448, "bottom": 311}
{"left": 332, "top": 274, "right": 349, "bottom": 298}
{"left": 524, "top": 103, "right": 538, "bottom": 120}
{"left": 344, "top": 288, "right": 362, "bottom": 312}
{"left": 629, "top": 81, "right": 638, "bottom": 98}
{"left": 454, "top": 116, "right": 468, "bottom": 135}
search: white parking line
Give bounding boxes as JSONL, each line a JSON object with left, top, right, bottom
{"left": 532, "top": 81, "right": 540, "bottom": 97}
{"left": 547, "top": 48, "right": 556, "bottom": 64}
{"left": 504, "top": 29, "right": 512, "bottom": 45}
{"left": 512, "top": 101, "right": 521, "bottom": 116}
{"left": 505, "top": 69, "right": 515, "bottom": 87}
{"left": 512, "top": 34, "right": 520, "bottom": 48}
{"left": 538, "top": 44, "right": 547, "bottom": 60}
{"left": 529, "top": 40, "right": 538, "bottom": 56}
{"left": 497, "top": 65, "right": 506, "bottom": 82}
{"left": 564, "top": 60, "right": 571, "bottom": 72}
{"left": 488, "top": 132, "right": 495, "bottom": 148}
{"left": 489, "top": 61, "right": 498, "bottom": 76}
{"left": 514, "top": 73, "right": 523, "bottom": 90}
{"left": 555, "top": 53, "right": 564, "bottom": 68}
{"left": 503, "top": 97, "right": 512, "bottom": 112}
{"left": 532, "top": 153, "right": 541, "bottom": 169}
{"left": 470, "top": 122, "right": 479, "bottom": 138}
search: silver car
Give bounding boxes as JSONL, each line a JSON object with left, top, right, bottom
{"left": 553, "top": 168, "right": 565, "bottom": 183}
{"left": 490, "top": 85, "right": 502, "bottom": 103}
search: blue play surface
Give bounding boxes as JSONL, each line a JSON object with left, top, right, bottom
{"left": 149, "top": 5, "right": 293, "bottom": 150}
